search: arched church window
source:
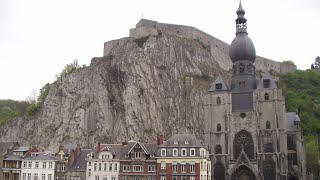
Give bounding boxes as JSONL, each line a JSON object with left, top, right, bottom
{"left": 239, "top": 63, "right": 245, "bottom": 73}
{"left": 265, "top": 93, "right": 269, "bottom": 101}
{"left": 215, "top": 145, "right": 222, "bottom": 154}
{"left": 266, "top": 121, "right": 271, "bottom": 129}
{"left": 247, "top": 64, "right": 253, "bottom": 73}
{"left": 233, "top": 65, "right": 237, "bottom": 75}
{"left": 233, "top": 130, "right": 254, "bottom": 159}
{"left": 263, "top": 158, "right": 276, "bottom": 180}
{"left": 214, "top": 162, "right": 225, "bottom": 180}
{"left": 216, "top": 97, "right": 221, "bottom": 105}
{"left": 217, "top": 124, "right": 221, "bottom": 132}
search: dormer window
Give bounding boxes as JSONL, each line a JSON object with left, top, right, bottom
{"left": 174, "top": 140, "right": 178, "bottom": 145}
{"left": 266, "top": 121, "right": 271, "bottom": 129}
{"left": 239, "top": 63, "right": 245, "bottom": 73}
{"left": 265, "top": 93, "right": 269, "bottom": 101}
{"left": 215, "top": 83, "right": 222, "bottom": 90}
{"left": 216, "top": 97, "right": 221, "bottom": 105}
{"left": 217, "top": 124, "right": 221, "bottom": 132}
{"left": 161, "top": 149, "right": 166, "bottom": 156}
{"left": 263, "top": 79, "right": 270, "bottom": 88}
{"left": 185, "top": 141, "right": 189, "bottom": 144}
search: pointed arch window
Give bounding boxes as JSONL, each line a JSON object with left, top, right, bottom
{"left": 215, "top": 145, "right": 222, "bottom": 154}
{"left": 217, "top": 124, "right": 221, "bottom": 132}
{"left": 265, "top": 93, "right": 269, "bottom": 101}
{"left": 263, "top": 158, "right": 276, "bottom": 180}
{"left": 266, "top": 121, "right": 271, "bottom": 129}
{"left": 216, "top": 97, "right": 221, "bottom": 105}
{"left": 233, "top": 130, "right": 254, "bottom": 159}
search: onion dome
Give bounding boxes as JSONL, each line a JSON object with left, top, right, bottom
{"left": 229, "top": 1, "right": 256, "bottom": 63}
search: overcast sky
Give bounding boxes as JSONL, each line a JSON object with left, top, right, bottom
{"left": 0, "top": 0, "right": 319, "bottom": 101}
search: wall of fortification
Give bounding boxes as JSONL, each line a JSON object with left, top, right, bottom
{"left": 128, "top": 19, "right": 296, "bottom": 74}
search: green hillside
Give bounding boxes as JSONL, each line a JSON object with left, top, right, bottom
{"left": 279, "top": 69, "right": 320, "bottom": 174}
{"left": 0, "top": 99, "right": 30, "bottom": 125}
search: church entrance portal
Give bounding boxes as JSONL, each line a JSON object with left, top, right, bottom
{"left": 230, "top": 165, "right": 256, "bottom": 180}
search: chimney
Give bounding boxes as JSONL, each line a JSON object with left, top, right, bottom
{"left": 59, "top": 145, "right": 64, "bottom": 151}
{"left": 122, "top": 141, "right": 128, "bottom": 146}
{"left": 76, "top": 144, "right": 81, "bottom": 156}
{"left": 157, "top": 134, "right": 164, "bottom": 145}
{"left": 96, "top": 143, "right": 101, "bottom": 154}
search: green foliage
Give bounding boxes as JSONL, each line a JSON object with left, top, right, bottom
{"left": 0, "top": 100, "right": 30, "bottom": 124}
{"left": 282, "top": 60, "right": 295, "bottom": 65}
{"left": 27, "top": 83, "right": 50, "bottom": 116}
{"left": 314, "top": 56, "right": 320, "bottom": 68}
{"left": 195, "top": 39, "right": 210, "bottom": 49}
{"left": 279, "top": 70, "right": 320, "bottom": 173}
{"left": 133, "top": 36, "right": 149, "bottom": 48}
{"left": 56, "top": 59, "right": 85, "bottom": 79}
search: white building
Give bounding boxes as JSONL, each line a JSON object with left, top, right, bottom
{"left": 86, "top": 144, "right": 122, "bottom": 180}
{"left": 21, "top": 152, "right": 56, "bottom": 180}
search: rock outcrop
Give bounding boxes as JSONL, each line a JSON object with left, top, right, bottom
{"left": 0, "top": 33, "right": 231, "bottom": 150}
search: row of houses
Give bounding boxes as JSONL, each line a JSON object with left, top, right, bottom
{"left": 0, "top": 134, "right": 211, "bottom": 180}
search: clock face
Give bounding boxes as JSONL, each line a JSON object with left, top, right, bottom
{"left": 239, "top": 81, "right": 246, "bottom": 88}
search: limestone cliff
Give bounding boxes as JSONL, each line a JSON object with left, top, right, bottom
{"left": 0, "top": 34, "right": 230, "bottom": 150}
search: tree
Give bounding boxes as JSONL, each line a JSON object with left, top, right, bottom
{"left": 314, "top": 56, "right": 320, "bottom": 68}
{"left": 311, "top": 63, "right": 315, "bottom": 69}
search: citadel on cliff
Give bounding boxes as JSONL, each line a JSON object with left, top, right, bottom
{"left": 0, "top": 1, "right": 306, "bottom": 180}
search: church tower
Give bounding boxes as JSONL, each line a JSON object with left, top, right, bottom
{"left": 204, "top": 1, "right": 306, "bottom": 180}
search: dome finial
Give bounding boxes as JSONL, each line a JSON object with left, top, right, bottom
{"left": 237, "top": 0, "right": 245, "bottom": 15}
{"left": 235, "top": 0, "right": 247, "bottom": 34}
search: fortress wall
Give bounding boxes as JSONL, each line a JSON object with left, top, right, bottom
{"left": 128, "top": 19, "right": 287, "bottom": 73}
{"left": 280, "top": 63, "right": 297, "bottom": 74}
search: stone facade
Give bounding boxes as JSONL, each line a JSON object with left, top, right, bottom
{"left": 204, "top": 3, "right": 306, "bottom": 180}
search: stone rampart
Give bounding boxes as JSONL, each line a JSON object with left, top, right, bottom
{"left": 127, "top": 19, "right": 293, "bottom": 73}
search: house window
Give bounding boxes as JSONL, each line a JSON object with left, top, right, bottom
{"left": 42, "top": 174, "right": 45, "bottom": 180}
{"left": 61, "top": 164, "right": 65, "bottom": 171}
{"left": 35, "top": 162, "right": 39, "bottom": 168}
{"left": 216, "top": 97, "right": 221, "bottom": 105}
{"left": 181, "top": 176, "right": 186, "bottom": 180}
{"left": 95, "top": 176, "right": 99, "bottom": 180}
{"left": 148, "top": 165, "right": 156, "bottom": 172}
{"left": 217, "top": 124, "right": 221, "bottom": 132}
{"left": 174, "top": 140, "right": 178, "bottom": 144}
{"left": 185, "top": 140, "right": 189, "bottom": 144}
{"left": 134, "top": 152, "right": 141, "bottom": 159}
{"left": 172, "top": 176, "right": 177, "bottom": 180}
{"left": 133, "top": 164, "right": 143, "bottom": 172}
{"left": 88, "top": 169, "right": 91, "bottom": 176}
{"left": 161, "top": 149, "right": 166, "bottom": 156}
{"left": 49, "top": 162, "right": 53, "bottom": 169}
{"left": 266, "top": 121, "right": 271, "bottom": 129}
{"left": 48, "top": 174, "right": 52, "bottom": 180}
{"left": 181, "top": 148, "right": 187, "bottom": 156}
{"left": 215, "top": 145, "right": 222, "bottom": 154}
{"left": 94, "top": 163, "right": 97, "bottom": 171}
{"left": 215, "top": 83, "right": 222, "bottom": 90}
{"left": 181, "top": 162, "right": 186, "bottom": 173}
{"left": 28, "top": 173, "right": 31, "bottom": 180}
{"left": 109, "top": 163, "right": 113, "bottom": 171}
{"left": 190, "top": 177, "right": 195, "bottom": 180}
{"left": 265, "top": 93, "right": 269, "bottom": 100}
{"left": 190, "top": 148, "right": 195, "bottom": 156}
{"left": 173, "top": 148, "right": 178, "bottom": 156}
{"left": 28, "top": 162, "right": 32, "bottom": 168}
{"left": 23, "top": 162, "right": 27, "bottom": 168}
{"left": 22, "top": 173, "right": 26, "bottom": 180}
{"left": 172, "top": 162, "right": 178, "bottom": 172}
{"left": 161, "top": 162, "right": 166, "bottom": 170}
{"left": 99, "top": 163, "right": 101, "bottom": 171}
{"left": 115, "top": 163, "right": 118, "bottom": 171}
{"left": 161, "top": 176, "right": 166, "bottom": 180}
{"left": 190, "top": 163, "right": 195, "bottom": 173}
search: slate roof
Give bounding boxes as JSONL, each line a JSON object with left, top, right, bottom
{"left": 90, "top": 144, "right": 123, "bottom": 159}
{"left": 159, "top": 134, "right": 204, "bottom": 148}
{"left": 23, "top": 152, "right": 56, "bottom": 161}
{"left": 4, "top": 146, "right": 30, "bottom": 160}
{"left": 68, "top": 149, "right": 92, "bottom": 172}
{"left": 209, "top": 75, "right": 228, "bottom": 92}
{"left": 286, "top": 112, "right": 301, "bottom": 131}
{"left": 120, "top": 141, "right": 157, "bottom": 160}
{"left": 256, "top": 71, "right": 278, "bottom": 90}
{"left": 0, "top": 142, "right": 18, "bottom": 155}
{"left": 63, "top": 143, "right": 77, "bottom": 155}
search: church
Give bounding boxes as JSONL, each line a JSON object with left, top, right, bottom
{"left": 204, "top": 2, "right": 306, "bottom": 180}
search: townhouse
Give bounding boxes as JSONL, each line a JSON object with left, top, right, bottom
{"left": 0, "top": 142, "right": 20, "bottom": 178}
{"left": 119, "top": 140, "right": 157, "bottom": 180}
{"left": 55, "top": 144, "right": 81, "bottom": 180}
{"left": 156, "top": 134, "right": 211, "bottom": 180}
{"left": 21, "top": 152, "right": 56, "bottom": 180}
{"left": 86, "top": 143, "right": 122, "bottom": 180}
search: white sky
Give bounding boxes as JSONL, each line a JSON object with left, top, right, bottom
{"left": 0, "top": 0, "right": 319, "bottom": 101}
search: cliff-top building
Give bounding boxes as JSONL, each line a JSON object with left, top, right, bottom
{"left": 204, "top": 2, "right": 306, "bottom": 180}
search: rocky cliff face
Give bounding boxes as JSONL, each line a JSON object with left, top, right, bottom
{"left": 0, "top": 34, "right": 229, "bottom": 150}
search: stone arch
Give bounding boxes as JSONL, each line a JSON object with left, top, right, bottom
{"left": 230, "top": 165, "right": 256, "bottom": 180}
{"left": 217, "top": 97, "right": 221, "bottom": 105}
{"left": 233, "top": 130, "right": 254, "bottom": 159}
{"left": 214, "top": 162, "right": 225, "bottom": 180}
{"left": 215, "top": 144, "right": 222, "bottom": 154}
{"left": 217, "top": 123, "right": 221, "bottom": 132}
{"left": 266, "top": 121, "right": 271, "bottom": 129}
{"left": 263, "top": 158, "right": 276, "bottom": 180}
